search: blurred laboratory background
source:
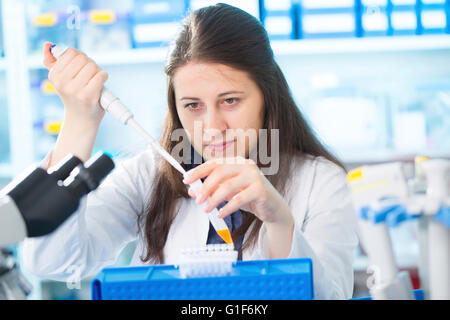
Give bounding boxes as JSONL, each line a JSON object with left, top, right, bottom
{"left": 0, "top": 0, "right": 449, "bottom": 299}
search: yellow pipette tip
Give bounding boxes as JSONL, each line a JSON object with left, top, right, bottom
{"left": 216, "top": 228, "right": 233, "bottom": 245}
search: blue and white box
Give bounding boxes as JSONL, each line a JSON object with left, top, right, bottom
{"left": 189, "top": 0, "right": 260, "bottom": 20}
{"left": 390, "top": 0, "right": 419, "bottom": 35}
{"left": 299, "top": 0, "right": 357, "bottom": 39}
{"left": 130, "top": 0, "right": 189, "bottom": 48}
{"left": 360, "top": 0, "right": 390, "bottom": 36}
{"left": 418, "top": 0, "right": 447, "bottom": 34}
{"left": 260, "top": 0, "right": 297, "bottom": 40}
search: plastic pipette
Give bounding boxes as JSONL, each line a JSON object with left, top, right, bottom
{"left": 49, "top": 45, "right": 233, "bottom": 245}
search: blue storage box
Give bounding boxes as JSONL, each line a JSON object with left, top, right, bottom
{"left": 418, "top": 0, "right": 447, "bottom": 34}
{"left": 92, "top": 258, "right": 314, "bottom": 300}
{"left": 360, "top": 0, "right": 390, "bottom": 36}
{"left": 389, "top": 0, "right": 419, "bottom": 35}
{"left": 260, "top": 0, "right": 298, "bottom": 40}
{"left": 353, "top": 289, "right": 424, "bottom": 300}
{"left": 189, "top": 1, "right": 260, "bottom": 20}
{"left": 299, "top": 0, "right": 358, "bottom": 39}
{"left": 130, "top": 0, "right": 189, "bottom": 48}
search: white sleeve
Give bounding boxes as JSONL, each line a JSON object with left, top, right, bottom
{"left": 21, "top": 149, "right": 157, "bottom": 282}
{"left": 254, "top": 157, "right": 359, "bottom": 300}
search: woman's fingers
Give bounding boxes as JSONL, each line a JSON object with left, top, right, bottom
{"left": 83, "top": 70, "right": 109, "bottom": 103}
{"left": 188, "top": 187, "right": 197, "bottom": 198}
{"left": 195, "top": 165, "right": 239, "bottom": 204}
{"left": 61, "top": 54, "right": 91, "bottom": 82}
{"left": 203, "top": 175, "right": 249, "bottom": 214}
{"left": 217, "top": 184, "right": 257, "bottom": 218}
{"left": 49, "top": 47, "right": 79, "bottom": 75}
{"left": 43, "top": 42, "right": 57, "bottom": 70}
{"left": 183, "top": 160, "right": 219, "bottom": 184}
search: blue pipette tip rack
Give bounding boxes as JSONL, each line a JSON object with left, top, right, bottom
{"left": 91, "top": 258, "right": 314, "bottom": 300}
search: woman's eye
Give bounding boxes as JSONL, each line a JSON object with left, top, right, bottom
{"left": 185, "top": 103, "right": 200, "bottom": 110}
{"left": 223, "top": 98, "right": 239, "bottom": 105}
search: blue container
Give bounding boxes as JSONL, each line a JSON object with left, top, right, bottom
{"left": 130, "top": 0, "right": 189, "bottom": 48}
{"left": 299, "top": 0, "right": 358, "bottom": 39}
{"left": 92, "top": 258, "right": 314, "bottom": 300}
{"left": 418, "top": 0, "right": 447, "bottom": 34}
{"left": 260, "top": 0, "right": 298, "bottom": 40}
{"left": 389, "top": 0, "right": 419, "bottom": 35}
{"left": 359, "top": 0, "right": 390, "bottom": 36}
{"left": 352, "top": 289, "right": 425, "bottom": 300}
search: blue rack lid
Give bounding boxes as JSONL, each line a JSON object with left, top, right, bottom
{"left": 359, "top": 203, "right": 414, "bottom": 226}
{"left": 435, "top": 206, "right": 450, "bottom": 229}
{"left": 92, "top": 258, "right": 314, "bottom": 300}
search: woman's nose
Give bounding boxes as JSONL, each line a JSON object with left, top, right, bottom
{"left": 204, "top": 107, "right": 227, "bottom": 132}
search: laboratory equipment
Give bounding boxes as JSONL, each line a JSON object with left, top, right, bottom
{"left": 49, "top": 45, "right": 233, "bottom": 245}
{"left": 348, "top": 161, "right": 415, "bottom": 300}
{"left": 92, "top": 257, "right": 314, "bottom": 300}
{"left": 178, "top": 244, "right": 238, "bottom": 278}
{"left": 0, "top": 152, "right": 115, "bottom": 299}
{"left": 419, "top": 159, "right": 450, "bottom": 299}
{"left": 347, "top": 157, "right": 450, "bottom": 300}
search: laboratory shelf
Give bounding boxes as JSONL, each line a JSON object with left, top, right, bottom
{"left": 272, "top": 34, "right": 450, "bottom": 55}
{"left": 342, "top": 149, "right": 450, "bottom": 166}
{"left": 26, "top": 34, "right": 450, "bottom": 69}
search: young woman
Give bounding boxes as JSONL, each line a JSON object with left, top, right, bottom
{"left": 23, "top": 4, "right": 358, "bottom": 299}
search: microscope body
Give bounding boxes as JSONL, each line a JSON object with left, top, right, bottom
{"left": 0, "top": 152, "right": 114, "bottom": 299}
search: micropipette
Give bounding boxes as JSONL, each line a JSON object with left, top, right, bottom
{"left": 49, "top": 45, "right": 233, "bottom": 245}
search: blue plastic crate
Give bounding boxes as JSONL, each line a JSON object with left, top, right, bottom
{"left": 418, "top": 0, "right": 447, "bottom": 34}
{"left": 299, "top": 0, "right": 358, "bottom": 39}
{"left": 130, "top": 0, "right": 189, "bottom": 48}
{"left": 260, "top": 0, "right": 298, "bottom": 40}
{"left": 359, "top": 0, "right": 390, "bottom": 37}
{"left": 389, "top": 0, "right": 419, "bottom": 35}
{"left": 92, "top": 258, "right": 314, "bottom": 300}
{"left": 352, "top": 289, "right": 424, "bottom": 300}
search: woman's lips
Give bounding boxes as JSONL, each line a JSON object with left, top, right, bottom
{"left": 206, "top": 139, "right": 235, "bottom": 152}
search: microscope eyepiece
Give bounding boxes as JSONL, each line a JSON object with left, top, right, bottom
{"left": 64, "top": 152, "right": 115, "bottom": 198}
{"left": 48, "top": 154, "right": 82, "bottom": 181}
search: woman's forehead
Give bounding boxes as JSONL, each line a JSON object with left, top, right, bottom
{"left": 173, "top": 62, "right": 254, "bottom": 96}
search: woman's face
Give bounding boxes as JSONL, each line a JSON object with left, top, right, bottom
{"left": 173, "top": 62, "right": 264, "bottom": 161}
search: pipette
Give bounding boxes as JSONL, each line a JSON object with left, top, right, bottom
{"left": 49, "top": 45, "right": 233, "bottom": 245}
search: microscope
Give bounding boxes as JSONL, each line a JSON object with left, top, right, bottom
{"left": 0, "top": 152, "right": 115, "bottom": 299}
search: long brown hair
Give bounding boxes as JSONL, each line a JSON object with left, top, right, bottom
{"left": 138, "top": 3, "right": 344, "bottom": 264}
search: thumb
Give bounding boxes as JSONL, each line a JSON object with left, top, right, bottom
{"left": 43, "top": 42, "right": 57, "bottom": 70}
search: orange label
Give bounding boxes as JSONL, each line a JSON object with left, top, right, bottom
{"left": 216, "top": 229, "right": 233, "bottom": 244}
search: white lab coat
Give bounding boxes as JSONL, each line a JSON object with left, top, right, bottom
{"left": 22, "top": 148, "right": 358, "bottom": 299}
